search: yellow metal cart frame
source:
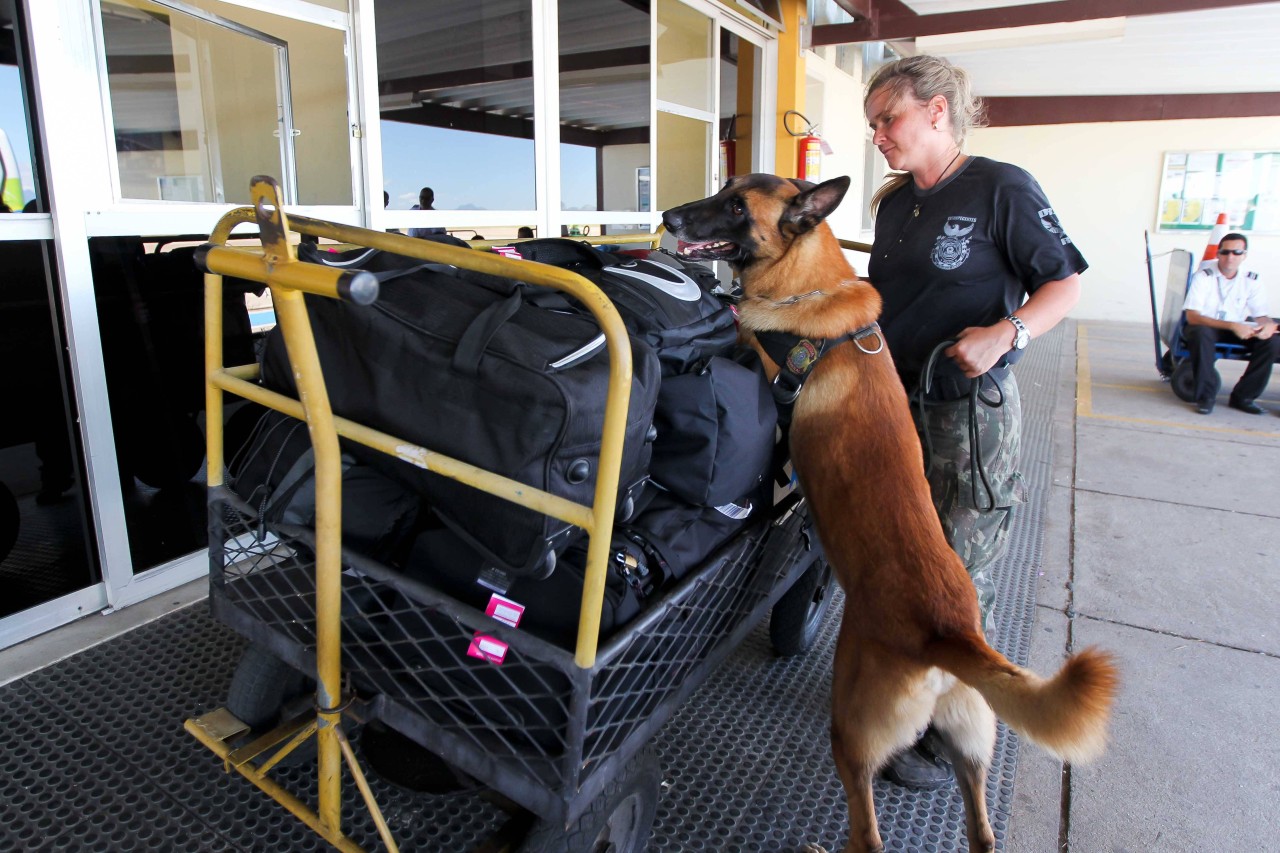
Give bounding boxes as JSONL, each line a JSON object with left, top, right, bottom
{"left": 185, "top": 177, "right": 825, "bottom": 852}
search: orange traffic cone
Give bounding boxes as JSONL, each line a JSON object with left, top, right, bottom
{"left": 1201, "top": 212, "right": 1228, "bottom": 266}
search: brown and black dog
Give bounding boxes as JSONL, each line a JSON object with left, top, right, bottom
{"left": 663, "top": 174, "right": 1118, "bottom": 853}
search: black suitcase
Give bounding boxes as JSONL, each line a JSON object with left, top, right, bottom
{"left": 261, "top": 245, "right": 662, "bottom": 579}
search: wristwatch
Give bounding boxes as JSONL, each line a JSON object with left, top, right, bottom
{"left": 1006, "top": 314, "right": 1030, "bottom": 350}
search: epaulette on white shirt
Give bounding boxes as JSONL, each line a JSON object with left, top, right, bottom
{"left": 1246, "top": 271, "right": 1258, "bottom": 279}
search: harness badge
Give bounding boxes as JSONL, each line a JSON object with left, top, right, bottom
{"left": 786, "top": 340, "right": 820, "bottom": 375}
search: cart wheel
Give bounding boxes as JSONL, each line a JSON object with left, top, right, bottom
{"left": 1170, "top": 360, "right": 1219, "bottom": 403}
{"left": 519, "top": 747, "right": 661, "bottom": 853}
{"left": 227, "top": 643, "right": 310, "bottom": 730}
{"left": 770, "top": 557, "right": 834, "bottom": 657}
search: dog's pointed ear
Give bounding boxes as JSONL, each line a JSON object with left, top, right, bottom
{"left": 781, "top": 176, "right": 851, "bottom": 235}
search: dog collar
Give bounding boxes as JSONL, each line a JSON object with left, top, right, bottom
{"left": 756, "top": 323, "right": 883, "bottom": 415}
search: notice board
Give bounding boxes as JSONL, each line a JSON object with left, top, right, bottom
{"left": 1156, "top": 150, "right": 1280, "bottom": 233}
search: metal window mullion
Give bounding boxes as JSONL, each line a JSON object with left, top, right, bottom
{"left": 30, "top": 0, "right": 134, "bottom": 604}
{"left": 351, "top": 0, "right": 386, "bottom": 231}
{"left": 533, "top": 0, "right": 559, "bottom": 239}
{"left": 274, "top": 42, "right": 299, "bottom": 205}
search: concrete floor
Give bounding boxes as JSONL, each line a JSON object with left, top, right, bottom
{"left": 1007, "top": 319, "right": 1280, "bottom": 853}
{"left": 2, "top": 319, "right": 1278, "bottom": 851}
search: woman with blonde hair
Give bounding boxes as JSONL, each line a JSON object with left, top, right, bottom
{"left": 862, "top": 54, "right": 1085, "bottom": 790}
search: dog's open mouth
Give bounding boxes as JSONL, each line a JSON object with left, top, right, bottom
{"left": 676, "top": 239, "right": 737, "bottom": 260}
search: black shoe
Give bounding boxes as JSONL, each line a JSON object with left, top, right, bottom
{"left": 1195, "top": 400, "right": 1215, "bottom": 415}
{"left": 881, "top": 732, "right": 954, "bottom": 791}
{"left": 1229, "top": 398, "right": 1267, "bottom": 415}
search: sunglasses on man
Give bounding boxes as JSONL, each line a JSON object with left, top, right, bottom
{"left": 1218, "top": 249, "right": 1247, "bottom": 256}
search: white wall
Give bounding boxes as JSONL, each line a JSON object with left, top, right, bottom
{"left": 803, "top": 49, "right": 867, "bottom": 247}
{"left": 969, "top": 117, "right": 1280, "bottom": 323}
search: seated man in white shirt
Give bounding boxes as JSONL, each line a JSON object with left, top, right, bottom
{"left": 1181, "top": 232, "right": 1279, "bottom": 415}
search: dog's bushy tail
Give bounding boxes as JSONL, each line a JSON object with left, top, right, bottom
{"left": 928, "top": 634, "right": 1119, "bottom": 764}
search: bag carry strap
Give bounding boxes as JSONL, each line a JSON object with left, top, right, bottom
{"left": 452, "top": 290, "right": 523, "bottom": 376}
{"left": 298, "top": 242, "right": 454, "bottom": 284}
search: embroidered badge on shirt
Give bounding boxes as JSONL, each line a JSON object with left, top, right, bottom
{"left": 1038, "top": 207, "right": 1073, "bottom": 245}
{"left": 931, "top": 216, "right": 976, "bottom": 271}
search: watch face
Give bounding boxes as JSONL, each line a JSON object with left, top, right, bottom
{"left": 1014, "top": 330, "right": 1029, "bottom": 350}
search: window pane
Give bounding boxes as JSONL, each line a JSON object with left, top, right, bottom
{"left": 720, "top": 30, "right": 762, "bottom": 183}
{"left": 204, "top": 1, "right": 353, "bottom": 205}
{"left": 101, "top": 0, "right": 352, "bottom": 205}
{"left": 657, "top": 0, "right": 712, "bottom": 114}
{"left": 376, "top": 0, "right": 536, "bottom": 216}
{"left": 656, "top": 111, "right": 709, "bottom": 210}
{"left": 88, "top": 236, "right": 263, "bottom": 572}
{"left": 0, "top": 240, "right": 99, "bottom": 616}
{"left": 0, "top": 64, "right": 40, "bottom": 213}
{"left": 558, "top": 0, "right": 650, "bottom": 213}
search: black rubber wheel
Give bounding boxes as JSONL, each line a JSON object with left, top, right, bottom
{"left": 226, "top": 643, "right": 310, "bottom": 730}
{"left": 519, "top": 747, "right": 661, "bottom": 853}
{"left": 770, "top": 557, "right": 834, "bottom": 656}
{"left": 1170, "top": 359, "right": 1219, "bottom": 403}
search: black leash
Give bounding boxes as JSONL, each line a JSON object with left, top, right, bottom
{"left": 917, "top": 340, "right": 1005, "bottom": 513}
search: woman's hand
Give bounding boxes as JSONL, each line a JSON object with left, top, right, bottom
{"left": 945, "top": 323, "right": 1014, "bottom": 377}
{"left": 944, "top": 275, "right": 1082, "bottom": 377}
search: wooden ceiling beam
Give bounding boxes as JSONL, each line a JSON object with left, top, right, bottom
{"left": 813, "top": 0, "right": 1276, "bottom": 45}
{"left": 984, "top": 92, "right": 1280, "bottom": 125}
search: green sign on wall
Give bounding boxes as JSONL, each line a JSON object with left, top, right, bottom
{"left": 1157, "top": 150, "right": 1280, "bottom": 233}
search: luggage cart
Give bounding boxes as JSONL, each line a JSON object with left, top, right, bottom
{"left": 1145, "top": 231, "right": 1250, "bottom": 401}
{"left": 185, "top": 177, "right": 829, "bottom": 852}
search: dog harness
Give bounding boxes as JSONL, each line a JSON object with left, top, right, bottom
{"left": 755, "top": 323, "right": 882, "bottom": 423}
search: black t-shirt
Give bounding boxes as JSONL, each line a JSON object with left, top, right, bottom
{"left": 867, "top": 156, "right": 1087, "bottom": 391}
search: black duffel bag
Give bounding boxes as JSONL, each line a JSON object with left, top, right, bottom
{"left": 260, "top": 244, "right": 662, "bottom": 579}
{"left": 501, "top": 240, "right": 776, "bottom": 506}
{"left": 510, "top": 239, "right": 737, "bottom": 376}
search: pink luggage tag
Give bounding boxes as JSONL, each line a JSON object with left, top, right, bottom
{"left": 467, "top": 633, "right": 509, "bottom": 665}
{"left": 486, "top": 594, "right": 525, "bottom": 629}
{"left": 493, "top": 246, "right": 524, "bottom": 260}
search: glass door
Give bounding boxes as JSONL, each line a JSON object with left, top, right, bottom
{"left": 655, "top": 0, "right": 771, "bottom": 212}
{"left": 0, "top": 2, "right": 101, "bottom": 635}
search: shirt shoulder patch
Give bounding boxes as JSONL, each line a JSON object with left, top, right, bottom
{"left": 1199, "top": 268, "right": 1214, "bottom": 276}
{"left": 1246, "top": 271, "right": 1258, "bottom": 279}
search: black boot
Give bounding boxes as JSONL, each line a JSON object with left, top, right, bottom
{"left": 881, "top": 727, "right": 954, "bottom": 791}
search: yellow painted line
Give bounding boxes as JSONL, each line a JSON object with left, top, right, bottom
{"left": 1076, "top": 324, "right": 1280, "bottom": 438}
{"left": 1076, "top": 325, "right": 1092, "bottom": 417}
{"left": 1093, "top": 382, "right": 1166, "bottom": 394}
{"left": 1081, "top": 410, "right": 1280, "bottom": 438}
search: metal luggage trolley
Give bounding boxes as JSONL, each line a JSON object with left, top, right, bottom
{"left": 185, "top": 177, "right": 829, "bottom": 852}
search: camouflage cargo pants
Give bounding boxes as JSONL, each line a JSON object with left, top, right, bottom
{"left": 913, "top": 369, "right": 1026, "bottom": 631}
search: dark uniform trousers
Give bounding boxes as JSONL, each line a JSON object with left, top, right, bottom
{"left": 1185, "top": 324, "right": 1280, "bottom": 405}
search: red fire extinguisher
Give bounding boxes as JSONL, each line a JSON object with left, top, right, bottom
{"left": 719, "top": 115, "right": 737, "bottom": 185}
{"left": 785, "top": 110, "right": 825, "bottom": 182}
{"left": 797, "top": 134, "right": 822, "bottom": 182}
